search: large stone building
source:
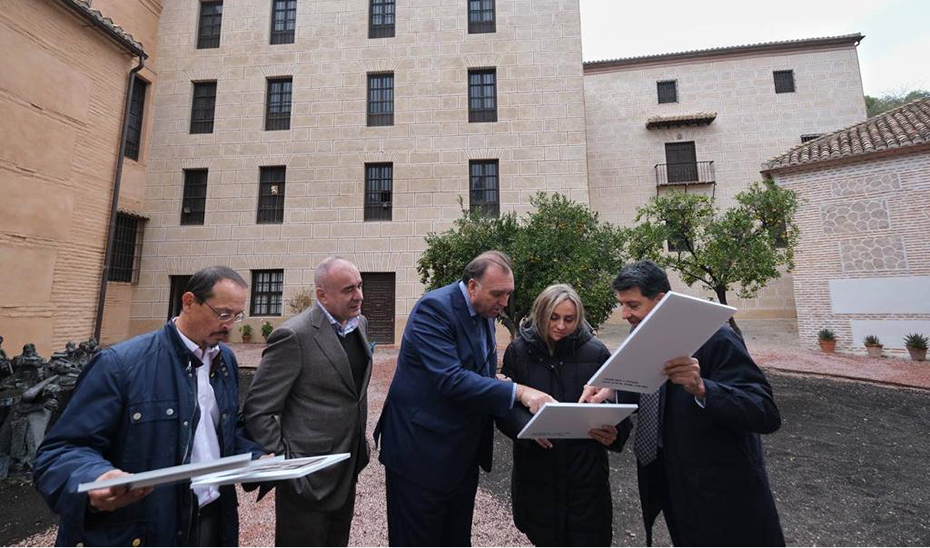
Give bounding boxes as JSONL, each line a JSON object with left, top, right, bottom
{"left": 583, "top": 34, "right": 867, "bottom": 317}
{"left": 0, "top": 0, "right": 160, "bottom": 356}
{"left": 762, "top": 98, "right": 930, "bottom": 351}
{"left": 2, "top": 0, "right": 877, "bottom": 350}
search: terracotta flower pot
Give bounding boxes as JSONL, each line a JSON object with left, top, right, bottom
{"left": 241, "top": 334, "right": 252, "bottom": 344}
{"left": 818, "top": 340, "right": 836, "bottom": 353}
{"left": 907, "top": 347, "right": 927, "bottom": 362}
{"left": 866, "top": 345, "right": 883, "bottom": 358}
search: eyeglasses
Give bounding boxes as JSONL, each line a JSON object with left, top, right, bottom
{"left": 201, "top": 300, "right": 245, "bottom": 323}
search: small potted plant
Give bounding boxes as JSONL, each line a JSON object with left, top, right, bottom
{"left": 904, "top": 333, "right": 928, "bottom": 362}
{"left": 817, "top": 328, "right": 837, "bottom": 353}
{"left": 863, "top": 335, "right": 883, "bottom": 358}
{"left": 239, "top": 324, "right": 253, "bottom": 343}
{"left": 261, "top": 320, "right": 274, "bottom": 343}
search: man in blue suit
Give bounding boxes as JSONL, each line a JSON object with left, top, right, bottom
{"left": 375, "top": 251, "right": 554, "bottom": 546}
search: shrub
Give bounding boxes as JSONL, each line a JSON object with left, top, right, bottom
{"left": 904, "top": 333, "right": 928, "bottom": 350}
{"left": 239, "top": 324, "right": 253, "bottom": 337}
{"left": 863, "top": 335, "right": 881, "bottom": 347}
{"left": 261, "top": 320, "right": 274, "bottom": 340}
{"left": 817, "top": 328, "right": 836, "bottom": 342}
{"left": 286, "top": 287, "right": 314, "bottom": 315}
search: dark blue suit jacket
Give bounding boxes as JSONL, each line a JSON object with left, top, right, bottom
{"left": 375, "top": 282, "right": 514, "bottom": 492}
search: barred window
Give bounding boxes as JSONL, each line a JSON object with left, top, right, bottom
{"left": 774, "top": 70, "right": 795, "bottom": 93}
{"left": 369, "top": 0, "right": 395, "bottom": 38}
{"left": 124, "top": 78, "right": 147, "bottom": 161}
{"left": 468, "top": 0, "right": 495, "bottom": 34}
{"left": 251, "top": 270, "right": 284, "bottom": 316}
{"left": 469, "top": 160, "right": 499, "bottom": 218}
{"left": 108, "top": 213, "right": 144, "bottom": 283}
{"left": 257, "top": 166, "right": 286, "bottom": 224}
{"left": 270, "top": 0, "right": 296, "bottom": 44}
{"left": 197, "top": 1, "right": 223, "bottom": 49}
{"left": 657, "top": 80, "right": 677, "bottom": 104}
{"left": 365, "top": 163, "right": 393, "bottom": 221}
{"left": 265, "top": 77, "right": 292, "bottom": 131}
{"left": 181, "top": 169, "right": 208, "bottom": 225}
{"left": 468, "top": 69, "right": 497, "bottom": 123}
{"left": 190, "top": 81, "right": 217, "bottom": 134}
{"left": 367, "top": 73, "right": 394, "bottom": 127}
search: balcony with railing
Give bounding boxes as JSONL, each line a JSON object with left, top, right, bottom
{"left": 654, "top": 161, "right": 716, "bottom": 189}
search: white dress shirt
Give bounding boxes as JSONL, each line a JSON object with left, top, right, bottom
{"left": 174, "top": 320, "right": 222, "bottom": 507}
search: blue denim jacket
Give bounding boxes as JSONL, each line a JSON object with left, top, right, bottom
{"left": 33, "top": 321, "right": 264, "bottom": 546}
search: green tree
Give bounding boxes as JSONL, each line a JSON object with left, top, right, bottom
{"left": 626, "top": 181, "right": 800, "bottom": 335}
{"left": 864, "top": 88, "right": 930, "bottom": 117}
{"left": 417, "top": 193, "right": 628, "bottom": 338}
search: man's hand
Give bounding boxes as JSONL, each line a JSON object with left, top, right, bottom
{"left": 579, "top": 384, "right": 615, "bottom": 404}
{"left": 516, "top": 384, "right": 556, "bottom": 414}
{"left": 664, "top": 356, "right": 705, "bottom": 398}
{"left": 588, "top": 424, "right": 618, "bottom": 446}
{"left": 496, "top": 373, "right": 511, "bottom": 382}
{"left": 534, "top": 438, "right": 553, "bottom": 449}
{"left": 87, "top": 469, "right": 153, "bottom": 512}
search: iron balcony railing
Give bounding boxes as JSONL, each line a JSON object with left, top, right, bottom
{"left": 655, "top": 161, "right": 715, "bottom": 186}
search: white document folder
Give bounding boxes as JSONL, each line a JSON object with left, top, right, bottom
{"left": 587, "top": 291, "right": 736, "bottom": 393}
{"left": 517, "top": 403, "right": 637, "bottom": 439}
{"left": 189, "top": 453, "right": 352, "bottom": 487}
{"left": 77, "top": 453, "right": 253, "bottom": 493}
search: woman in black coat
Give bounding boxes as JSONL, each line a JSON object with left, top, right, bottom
{"left": 496, "top": 284, "right": 631, "bottom": 546}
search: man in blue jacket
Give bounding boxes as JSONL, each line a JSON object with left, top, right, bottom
{"left": 375, "top": 251, "right": 554, "bottom": 546}
{"left": 34, "top": 266, "right": 265, "bottom": 547}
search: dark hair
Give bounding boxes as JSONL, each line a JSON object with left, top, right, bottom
{"left": 185, "top": 266, "right": 248, "bottom": 302}
{"left": 611, "top": 260, "right": 670, "bottom": 299}
{"left": 461, "top": 251, "right": 513, "bottom": 283}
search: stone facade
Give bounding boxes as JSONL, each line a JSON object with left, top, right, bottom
{"left": 0, "top": 0, "right": 161, "bottom": 355}
{"left": 768, "top": 150, "right": 930, "bottom": 351}
{"left": 131, "top": 0, "right": 590, "bottom": 342}
{"left": 583, "top": 38, "right": 867, "bottom": 318}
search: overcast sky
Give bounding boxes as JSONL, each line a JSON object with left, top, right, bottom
{"left": 578, "top": 0, "right": 930, "bottom": 97}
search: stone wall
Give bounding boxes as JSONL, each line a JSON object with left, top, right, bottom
{"left": 133, "top": 0, "right": 590, "bottom": 341}
{"left": 0, "top": 0, "right": 161, "bottom": 355}
{"left": 582, "top": 44, "right": 867, "bottom": 319}
{"left": 773, "top": 150, "right": 930, "bottom": 351}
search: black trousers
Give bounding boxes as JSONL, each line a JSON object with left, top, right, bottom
{"left": 188, "top": 498, "right": 222, "bottom": 547}
{"left": 640, "top": 451, "right": 683, "bottom": 547}
{"left": 274, "top": 481, "right": 357, "bottom": 547}
{"left": 385, "top": 467, "right": 479, "bottom": 547}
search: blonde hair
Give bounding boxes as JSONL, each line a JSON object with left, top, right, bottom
{"left": 529, "top": 284, "right": 585, "bottom": 352}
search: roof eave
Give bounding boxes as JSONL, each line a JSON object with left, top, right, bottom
{"left": 761, "top": 141, "right": 930, "bottom": 178}
{"left": 56, "top": 0, "right": 148, "bottom": 59}
{"left": 585, "top": 34, "right": 863, "bottom": 74}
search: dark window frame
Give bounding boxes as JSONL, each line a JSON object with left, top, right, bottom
{"left": 265, "top": 77, "right": 292, "bottom": 131}
{"left": 251, "top": 269, "right": 284, "bottom": 316}
{"left": 109, "top": 213, "right": 145, "bottom": 283}
{"left": 369, "top": 0, "right": 395, "bottom": 39}
{"left": 197, "top": 1, "right": 223, "bottom": 49}
{"left": 468, "top": 68, "right": 497, "bottom": 123}
{"left": 181, "top": 169, "right": 208, "bottom": 225}
{"left": 124, "top": 78, "right": 147, "bottom": 161}
{"left": 364, "top": 163, "right": 393, "bottom": 221}
{"left": 270, "top": 0, "right": 296, "bottom": 44}
{"left": 190, "top": 81, "right": 217, "bottom": 134}
{"left": 657, "top": 80, "right": 678, "bottom": 104}
{"left": 774, "top": 70, "right": 795, "bottom": 93}
{"left": 257, "top": 166, "right": 286, "bottom": 224}
{"left": 469, "top": 159, "right": 500, "bottom": 218}
{"left": 468, "top": 0, "right": 496, "bottom": 34}
{"left": 367, "top": 73, "right": 394, "bottom": 127}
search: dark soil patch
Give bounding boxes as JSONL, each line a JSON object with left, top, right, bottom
{"left": 0, "top": 477, "right": 56, "bottom": 546}
{"left": 480, "top": 372, "right": 930, "bottom": 546}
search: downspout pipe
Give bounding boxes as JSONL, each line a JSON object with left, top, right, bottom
{"left": 93, "top": 54, "right": 146, "bottom": 341}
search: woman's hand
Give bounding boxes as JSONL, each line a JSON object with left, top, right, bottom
{"left": 588, "top": 424, "right": 618, "bottom": 446}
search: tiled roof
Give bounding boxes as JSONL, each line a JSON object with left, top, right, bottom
{"left": 584, "top": 34, "right": 863, "bottom": 72}
{"left": 762, "top": 97, "right": 930, "bottom": 172}
{"left": 56, "top": 0, "right": 147, "bottom": 58}
{"left": 646, "top": 112, "right": 717, "bottom": 129}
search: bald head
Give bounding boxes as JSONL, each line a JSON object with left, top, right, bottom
{"left": 314, "top": 257, "right": 363, "bottom": 325}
